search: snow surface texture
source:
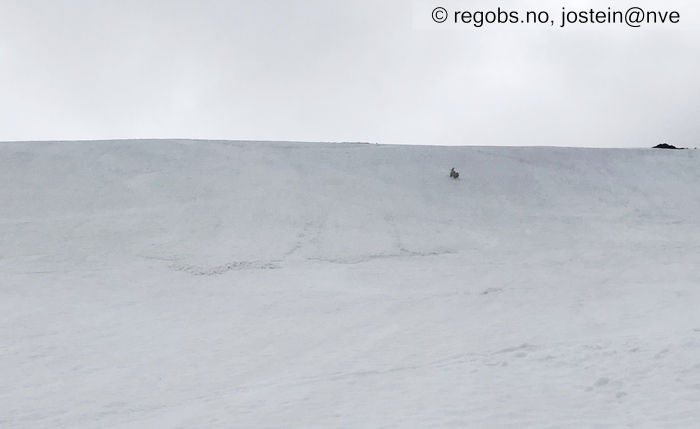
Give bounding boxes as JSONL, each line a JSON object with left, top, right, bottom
{"left": 1, "top": 140, "right": 700, "bottom": 428}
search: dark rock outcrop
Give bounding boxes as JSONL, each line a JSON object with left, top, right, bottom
{"left": 653, "top": 143, "right": 682, "bottom": 149}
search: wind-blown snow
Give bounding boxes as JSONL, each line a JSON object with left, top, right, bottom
{"left": 1, "top": 140, "right": 699, "bottom": 428}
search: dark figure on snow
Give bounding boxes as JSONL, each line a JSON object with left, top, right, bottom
{"left": 450, "top": 168, "right": 459, "bottom": 179}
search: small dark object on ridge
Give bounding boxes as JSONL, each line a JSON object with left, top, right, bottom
{"left": 653, "top": 143, "right": 682, "bottom": 149}
{"left": 450, "top": 168, "right": 459, "bottom": 179}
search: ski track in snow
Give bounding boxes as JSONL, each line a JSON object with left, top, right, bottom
{"left": 1, "top": 140, "right": 700, "bottom": 428}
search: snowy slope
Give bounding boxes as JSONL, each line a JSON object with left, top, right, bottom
{"left": 1, "top": 140, "right": 699, "bottom": 428}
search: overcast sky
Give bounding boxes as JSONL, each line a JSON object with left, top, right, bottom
{"left": 0, "top": 0, "right": 698, "bottom": 147}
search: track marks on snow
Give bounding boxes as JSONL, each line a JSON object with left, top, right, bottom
{"left": 307, "top": 248, "right": 456, "bottom": 265}
{"left": 173, "top": 260, "right": 279, "bottom": 275}
{"left": 141, "top": 255, "right": 279, "bottom": 275}
{"left": 284, "top": 215, "right": 327, "bottom": 258}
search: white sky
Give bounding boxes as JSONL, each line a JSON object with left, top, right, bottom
{"left": 0, "top": 0, "right": 699, "bottom": 147}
